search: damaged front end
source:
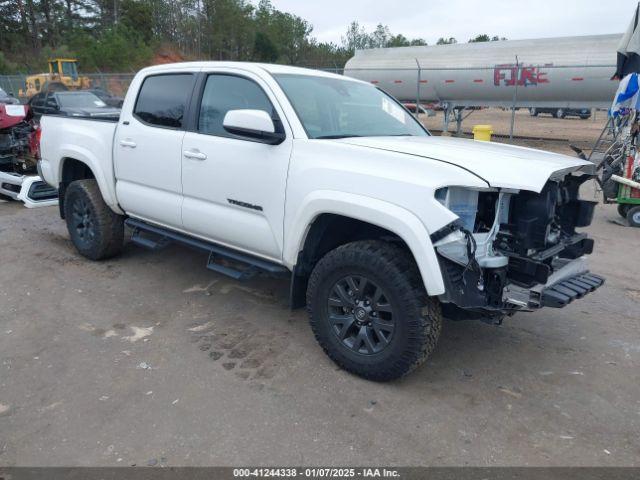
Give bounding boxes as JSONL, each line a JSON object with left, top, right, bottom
{"left": 431, "top": 167, "right": 604, "bottom": 322}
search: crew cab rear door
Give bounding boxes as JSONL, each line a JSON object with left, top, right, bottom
{"left": 180, "top": 69, "right": 293, "bottom": 260}
{"left": 114, "top": 72, "right": 197, "bottom": 228}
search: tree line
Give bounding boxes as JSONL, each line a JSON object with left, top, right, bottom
{"left": 0, "top": 0, "right": 505, "bottom": 74}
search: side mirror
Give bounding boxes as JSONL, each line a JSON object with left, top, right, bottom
{"left": 45, "top": 99, "right": 58, "bottom": 110}
{"left": 223, "top": 109, "right": 285, "bottom": 145}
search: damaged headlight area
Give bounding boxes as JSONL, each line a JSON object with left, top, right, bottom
{"left": 431, "top": 172, "right": 604, "bottom": 321}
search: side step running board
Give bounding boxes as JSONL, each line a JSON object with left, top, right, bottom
{"left": 125, "top": 218, "right": 289, "bottom": 281}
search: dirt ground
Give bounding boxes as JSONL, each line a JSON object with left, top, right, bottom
{"left": 1, "top": 129, "right": 639, "bottom": 467}
{"left": 422, "top": 108, "right": 608, "bottom": 147}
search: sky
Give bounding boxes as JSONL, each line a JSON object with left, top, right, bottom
{"left": 265, "top": 0, "right": 637, "bottom": 45}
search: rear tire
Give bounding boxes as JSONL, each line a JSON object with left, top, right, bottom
{"left": 64, "top": 179, "right": 124, "bottom": 260}
{"left": 627, "top": 206, "right": 640, "bottom": 228}
{"left": 306, "top": 240, "right": 442, "bottom": 381}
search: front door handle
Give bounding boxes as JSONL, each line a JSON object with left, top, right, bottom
{"left": 120, "top": 139, "right": 137, "bottom": 148}
{"left": 183, "top": 149, "right": 207, "bottom": 160}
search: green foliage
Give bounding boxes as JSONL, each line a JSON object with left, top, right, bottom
{"left": 253, "top": 31, "right": 279, "bottom": 62}
{"left": 387, "top": 34, "right": 427, "bottom": 48}
{"left": 469, "top": 34, "right": 491, "bottom": 43}
{"left": 342, "top": 21, "right": 371, "bottom": 53}
{"left": 0, "top": 51, "right": 16, "bottom": 74}
{"left": 68, "top": 26, "right": 154, "bottom": 71}
{"left": 120, "top": 0, "right": 155, "bottom": 43}
{"left": 469, "top": 34, "right": 507, "bottom": 43}
{"left": 369, "top": 24, "right": 391, "bottom": 48}
{"left": 342, "top": 21, "right": 427, "bottom": 54}
{"left": 388, "top": 34, "right": 409, "bottom": 47}
{"left": 0, "top": 0, "right": 498, "bottom": 72}
{"left": 436, "top": 37, "right": 458, "bottom": 45}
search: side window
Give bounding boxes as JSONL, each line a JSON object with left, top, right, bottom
{"left": 198, "top": 75, "right": 276, "bottom": 137}
{"left": 134, "top": 74, "right": 194, "bottom": 129}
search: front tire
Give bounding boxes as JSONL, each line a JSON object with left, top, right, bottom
{"left": 306, "top": 240, "right": 442, "bottom": 381}
{"left": 64, "top": 179, "right": 124, "bottom": 260}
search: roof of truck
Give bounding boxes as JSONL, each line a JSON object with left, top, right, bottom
{"left": 137, "top": 61, "right": 360, "bottom": 82}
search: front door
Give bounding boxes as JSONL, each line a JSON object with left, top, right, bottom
{"left": 181, "top": 70, "right": 293, "bottom": 261}
{"left": 114, "top": 72, "right": 196, "bottom": 228}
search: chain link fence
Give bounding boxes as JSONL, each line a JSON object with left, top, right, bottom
{"left": 1, "top": 64, "right": 617, "bottom": 153}
{"left": 0, "top": 73, "right": 135, "bottom": 99}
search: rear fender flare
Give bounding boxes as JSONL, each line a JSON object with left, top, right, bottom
{"left": 58, "top": 145, "right": 123, "bottom": 215}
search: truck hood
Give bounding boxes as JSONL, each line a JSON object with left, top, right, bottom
{"left": 336, "top": 136, "right": 594, "bottom": 192}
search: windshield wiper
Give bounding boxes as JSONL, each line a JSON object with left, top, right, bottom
{"left": 314, "top": 134, "right": 363, "bottom": 139}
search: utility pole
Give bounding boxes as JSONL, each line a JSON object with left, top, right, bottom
{"left": 415, "top": 58, "right": 421, "bottom": 119}
{"left": 197, "top": 0, "right": 202, "bottom": 58}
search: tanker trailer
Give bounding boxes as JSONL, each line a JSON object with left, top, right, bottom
{"left": 344, "top": 34, "right": 621, "bottom": 129}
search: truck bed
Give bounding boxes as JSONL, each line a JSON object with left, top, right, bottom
{"left": 39, "top": 115, "right": 120, "bottom": 211}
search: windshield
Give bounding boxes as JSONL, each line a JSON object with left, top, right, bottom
{"left": 62, "top": 61, "right": 78, "bottom": 80}
{"left": 57, "top": 92, "right": 107, "bottom": 109}
{"left": 274, "top": 74, "right": 428, "bottom": 139}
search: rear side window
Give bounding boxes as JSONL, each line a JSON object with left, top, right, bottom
{"left": 134, "top": 74, "right": 194, "bottom": 129}
{"left": 198, "top": 75, "right": 276, "bottom": 137}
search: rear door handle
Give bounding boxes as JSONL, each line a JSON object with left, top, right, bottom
{"left": 183, "top": 149, "right": 207, "bottom": 160}
{"left": 120, "top": 139, "right": 137, "bottom": 148}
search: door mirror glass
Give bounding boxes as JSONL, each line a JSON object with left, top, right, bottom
{"left": 223, "top": 109, "right": 284, "bottom": 145}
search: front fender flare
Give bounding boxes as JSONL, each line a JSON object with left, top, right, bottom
{"left": 284, "top": 190, "right": 445, "bottom": 296}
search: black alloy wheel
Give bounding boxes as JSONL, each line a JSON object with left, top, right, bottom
{"left": 71, "top": 195, "right": 97, "bottom": 249}
{"left": 327, "top": 275, "right": 395, "bottom": 355}
{"left": 306, "top": 240, "right": 442, "bottom": 381}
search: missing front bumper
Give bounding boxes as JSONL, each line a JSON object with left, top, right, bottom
{"left": 534, "top": 273, "right": 605, "bottom": 308}
{"left": 440, "top": 253, "right": 606, "bottom": 315}
{"left": 503, "top": 257, "right": 605, "bottom": 310}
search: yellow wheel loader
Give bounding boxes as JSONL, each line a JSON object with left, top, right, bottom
{"left": 19, "top": 59, "right": 91, "bottom": 99}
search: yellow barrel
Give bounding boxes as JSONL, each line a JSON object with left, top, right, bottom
{"left": 472, "top": 124, "right": 493, "bottom": 142}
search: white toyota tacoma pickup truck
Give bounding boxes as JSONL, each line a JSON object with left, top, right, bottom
{"left": 39, "top": 62, "right": 604, "bottom": 381}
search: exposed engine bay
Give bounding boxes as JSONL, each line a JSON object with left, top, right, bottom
{"left": 432, "top": 169, "right": 604, "bottom": 321}
{"left": 0, "top": 102, "right": 57, "bottom": 206}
